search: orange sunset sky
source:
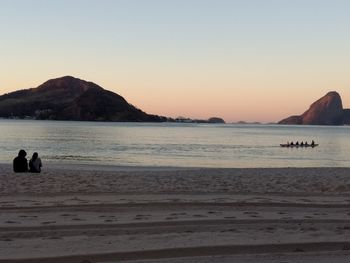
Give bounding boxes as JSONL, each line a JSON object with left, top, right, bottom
{"left": 0, "top": 0, "right": 349, "bottom": 123}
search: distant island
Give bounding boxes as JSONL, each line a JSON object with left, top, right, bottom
{"left": 175, "top": 116, "right": 225, "bottom": 124}
{"left": 0, "top": 76, "right": 225, "bottom": 123}
{"left": 279, "top": 91, "right": 350, "bottom": 125}
{"left": 235, "top": 121, "right": 262, "bottom": 125}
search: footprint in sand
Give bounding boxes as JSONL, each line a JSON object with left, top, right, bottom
{"left": 193, "top": 214, "right": 207, "bottom": 218}
{"left": 299, "top": 199, "right": 311, "bottom": 203}
{"left": 250, "top": 215, "right": 262, "bottom": 218}
{"left": 60, "top": 213, "right": 76, "bottom": 217}
{"left": 134, "top": 214, "right": 150, "bottom": 220}
{"left": 168, "top": 198, "right": 180, "bottom": 202}
{"left": 304, "top": 216, "right": 314, "bottom": 219}
{"left": 308, "top": 227, "right": 318, "bottom": 232}
{"left": 165, "top": 217, "right": 177, "bottom": 220}
{"left": 72, "top": 218, "right": 85, "bottom": 221}
{"left": 41, "top": 221, "right": 56, "bottom": 225}
{"left": 1, "top": 238, "right": 12, "bottom": 242}
{"left": 221, "top": 228, "right": 239, "bottom": 233}
{"left": 52, "top": 202, "right": 64, "bottom": 206}
{"left": 5, "top": 221, "right": 18, "bottom": 224}
{"left": 244, "top": 211, "right": 259, "bottom": 215}
{"left": 170, "top": 213, "right": 187, "bottom": 216}
{"left": 342, "top": 245, "right": 350, "bottom": 250}
{"left": 207, "top": 211, "right": 222, "bottom": 215}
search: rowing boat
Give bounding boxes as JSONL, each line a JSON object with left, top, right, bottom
{"left": 280, "top": 144, "right": 318, "bottom": 147}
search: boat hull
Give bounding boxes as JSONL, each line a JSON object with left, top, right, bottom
{"left": 280, "top": 144, "right": 318, "bottom": 148}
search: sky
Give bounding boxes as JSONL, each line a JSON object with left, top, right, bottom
{"left": 0, "top": 0, "right": 349, "bottom": 123}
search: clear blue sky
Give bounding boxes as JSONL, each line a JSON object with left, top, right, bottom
{"left": 1, "top": 0, "right": 349, "bottom": 122}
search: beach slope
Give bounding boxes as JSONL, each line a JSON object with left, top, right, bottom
{"left": 1, "top": 166, "right": 350, "bottom": 262}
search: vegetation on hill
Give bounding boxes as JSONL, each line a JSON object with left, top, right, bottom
{"left": 0, "top": 76, "right": 167, "bottom": 122}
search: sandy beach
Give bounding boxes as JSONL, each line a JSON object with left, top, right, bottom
{"left": 1, "top": 164, "right": 350, "bottom": 262}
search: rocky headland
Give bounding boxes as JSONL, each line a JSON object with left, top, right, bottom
{"left": 279, "top": 91, "right": 350, "bottom": 125}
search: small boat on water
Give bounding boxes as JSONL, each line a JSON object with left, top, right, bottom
{"left": 280, "top": 144, "right": 318, "bottom": 148}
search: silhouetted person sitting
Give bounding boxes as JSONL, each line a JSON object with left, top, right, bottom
{"left": 29, "top": 152, "right": 42, "bottom": 173}
{"left": 296, "top": 141, "right": 299, "bottom": 146}
{"left": 13, "top": 149, "right": 28, "bottom": 173}
{"left": 311, "top": 140, "right": 315, "bottom": 146}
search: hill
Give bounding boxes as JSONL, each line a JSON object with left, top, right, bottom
{"left": 0, "top": 76, "right": 167, "bottom": 122}
{"left": 279, "top": 91, "right": 350, "bottom": 125}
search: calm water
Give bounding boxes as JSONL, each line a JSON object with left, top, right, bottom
{"left": 0, "top": 120, "right": 350, "bottom": 168}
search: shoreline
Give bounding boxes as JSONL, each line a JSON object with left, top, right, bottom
{"left": 1, "top": 166, "right": 350, "bottom": 262}
{"left": 3, "top": 161, "right": 350, "bottom": 171}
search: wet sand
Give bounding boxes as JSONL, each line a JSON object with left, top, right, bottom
{"left": 1, "top": 165, "right": 350, "bottom": 262}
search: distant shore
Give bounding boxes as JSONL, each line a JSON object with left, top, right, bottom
{"left": 1, "top": 166, "right": 350, "bottom": 262}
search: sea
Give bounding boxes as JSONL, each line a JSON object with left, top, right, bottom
{"left": 1, "top": 120, "right": 350, "bottom": 168}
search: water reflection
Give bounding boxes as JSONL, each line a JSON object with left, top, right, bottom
{"left": 0, "top": 120, "right": 349, "bottom": 168}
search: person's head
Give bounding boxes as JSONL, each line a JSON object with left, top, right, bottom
{"left": 32, "top": 152, "right": 38, "bottom": 160}
{"left": 18, "top": 149, "right": 27, "bottom": 158}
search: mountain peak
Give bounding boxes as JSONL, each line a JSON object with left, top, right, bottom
{"left": 37, "top": 76, "right": 103, "bottom": 94}
{"left": 0, "top": 76, "right": 166, "bottom": 122}
{"left": 279, "top": 91, "right": 344, "bottom": 125}
{"left": 326, "top": 91, "right": 340, "bottom": 96}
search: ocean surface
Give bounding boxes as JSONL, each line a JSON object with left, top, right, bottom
{"left": 1, "top": 120, "right": 350, "bottom": 168}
